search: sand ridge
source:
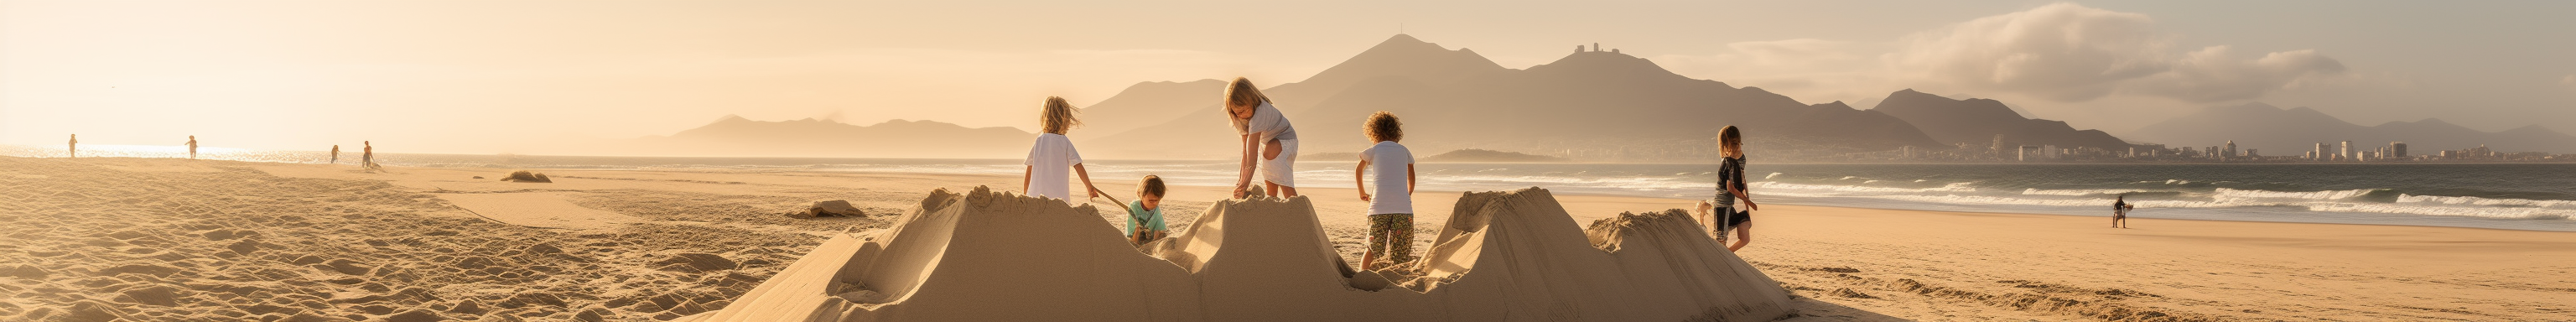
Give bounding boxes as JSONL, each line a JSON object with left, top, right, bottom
{"left": 684, "top": 186, "right": 1794, "bottom": 321}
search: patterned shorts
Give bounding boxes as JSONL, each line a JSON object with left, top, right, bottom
{"left": 1367, "top": 213, "right": 1415, "bottom": 267}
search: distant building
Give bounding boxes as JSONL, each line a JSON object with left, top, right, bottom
{"left": 2340, "top": 141, "right": 2352, "bottom": 162}
{"left": 1575, "top": 45, "right": 1585, "bottom": 54}
{"left": 2391, "top": 142, "right": 2408, "bottom": 159}
{"left": 2225, "top": 140, "right": 2238, "bottom": 158}
{"left": 2314, "top": 143, "right": 2329, "bottom": 161}
{"left": 1610, "top": 49, "right": 1620, "bottom": 54}
{"left": 2246, "top": 148, "right": 2260, "bottom": 158}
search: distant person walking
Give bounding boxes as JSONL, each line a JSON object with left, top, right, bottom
{"left": 1694, "top": 126, "right": 1759, "bottom": 252}
{"left": 67, "top": 134, "right": 77, "bottom": 158}
{"left": 185, "top": 136, "right": 199, "bottom": 159}
{"left": 361, "top": 141, "right": 376, "bottom": 169}
{"left": 330, "top": 145, "right": 340, "bottom": 164}
{"left": 1021, "top": 96, "right": 1108, "bottom": 203}
{"left": 1223, "top": 77, "right": 1300, "bottom": 199}
{"left": 2112, "top": 195, "right": 2133, "bottom": 228}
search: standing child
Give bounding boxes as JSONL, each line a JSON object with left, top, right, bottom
{"left": 1022, "top": 96, "right": 1108, "bottom": 203}
{"left": 186, "top": 136, "right": 199, "bottom": 159}
{"left": 1353, "top": 112, "right": 1415, "bottom": 271}
{"left": 1694, "top": 126, "right": 1759, "bottom": 252}
{"left": 1125, "top": 175, "right": 1171, "bottom": 246}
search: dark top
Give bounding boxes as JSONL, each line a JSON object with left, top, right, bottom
{"left": 2113, "top": 200, "right": 2127, "bottom": 210}
{"left": 1712, "top": 156, "right": 1751, "bottom": 228}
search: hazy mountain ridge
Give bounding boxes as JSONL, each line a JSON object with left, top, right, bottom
{"left": 1870, "top": 89, "right": 2132, "bottom": 149}
{"left": 1086, "top": 34, "right": 1946, "bottom": 161}
{"left": 2127, "top": 102, "right": 2576, "bottom": 154}
{"left": 627, "top": 115, "right": 1033, "bottom": 158}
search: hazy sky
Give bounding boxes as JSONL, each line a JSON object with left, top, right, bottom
{"left": 5, "top": 0, "right": 2571, "bottom": 153}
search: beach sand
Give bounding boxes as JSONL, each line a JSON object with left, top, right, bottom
{"left": 3, "top": 157, "right": 2569, "bottom": 321}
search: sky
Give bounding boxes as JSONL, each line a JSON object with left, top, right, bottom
{"left": 4, "top": 0, "right": 2572, "bottom": 153}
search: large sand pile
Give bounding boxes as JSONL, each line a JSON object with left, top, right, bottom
{"left": 683, "top": 186, "right": 1793, "bottom": 321}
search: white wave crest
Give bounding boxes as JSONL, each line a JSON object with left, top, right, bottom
{"left": 2395, "top": 195, "right": 2576, "bottom": 209}
{"left": 1755, "top": 182, "right": 1976, "bottom": 194}
{"left": 2021, "top": 189, "right": 2155, "bottom": 196}
{"left": 2212, "top": 188, "right": 2381, "bottom": 200}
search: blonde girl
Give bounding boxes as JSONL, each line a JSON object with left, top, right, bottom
{"left": 1023, "top": 96, "right": 1109, "bottom": 203}
{"left": 1223, "top": 77, "right": 1299, "bottom": 199}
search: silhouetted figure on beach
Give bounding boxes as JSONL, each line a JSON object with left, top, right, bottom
{"left": 361, "top": 141, "right": 377, "bottom": 169}
{"left": 2112, "top": 195, "right": 2133, "bottom": 228}
{"left": 1694, "top": 126, "right": 1759, "bottom": 252}
{"left": 186, "top": 136, "right": 199, "bottom": 159}
{"left": 68, "top": 134, "right": 77, "bottom": 158}
{"left": 330, "top": 145, "right": 340, "bottom": 164}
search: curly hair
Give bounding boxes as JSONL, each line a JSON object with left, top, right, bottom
{"left": 1364, "top": 111, "right": 1402, "bottom": 143}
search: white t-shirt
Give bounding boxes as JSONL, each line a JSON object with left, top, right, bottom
{"left": 1023, "top": 133, "right": 1083, "bottom": 201}
{"left": 1360, "top": 141, "right": 1415, "bottom": 215}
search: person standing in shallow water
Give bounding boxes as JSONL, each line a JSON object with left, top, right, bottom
{"left": 330, "top": 145, "right": 340, "bottom": 164}
{"left": 185, "top": 136, "right": 199, "bottom": 159}
{"left": 1694, "top": 126, "right": 1759, "bottom": 252}
{"left": 67, "top": 134, "right": 77, "bottom": 158}
{"left": 1223, "top": 77, "right": 1299, "bottom": 199}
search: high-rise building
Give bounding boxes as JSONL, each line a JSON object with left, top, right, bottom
{"left": 2391, "top": 142, "right": 2408, "bottom": 159}
{"left": 2314, "top": 143, "right": 2329, "bottom": 161}
{"left": 2225, "top": 141, "right": 2238, "bottom": 158}
{"left": 2340, "top": 141, "right": 2353, "bottom": 162}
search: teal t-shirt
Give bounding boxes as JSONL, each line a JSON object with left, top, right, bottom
{"left": 1125, "top": 200, "right": 1166, "bottom": 236}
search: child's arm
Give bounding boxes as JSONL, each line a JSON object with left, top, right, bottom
{"left": 1406, "top": 164, "right": 1416, "bottom": 195}
{"left": 1234, "top": 134, "right": 1258, "bottom": 198}
{"left": 1733, "top": 184, "right": 1759, "bottom": 210}
{"left": 1072, "top": 164, "right": 1103, "bottom": 198}
{"left": 1021, "top": 165, "right": 1032, "bottom": 193}
{"left": 1355, "top": 158, "right": 1372, "bottom": 202}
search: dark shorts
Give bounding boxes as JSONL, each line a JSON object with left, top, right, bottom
{"left": 1716, "top": 208, "right": 1751, "bottom": 229}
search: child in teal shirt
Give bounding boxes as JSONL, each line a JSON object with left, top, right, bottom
{"left": 1125, "top": 175, "right": 1171, "bottom": 246}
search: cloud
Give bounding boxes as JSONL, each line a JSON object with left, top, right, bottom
{"left": 1652, "top": 39, "right": 1888, "bottom": 104}
{"left": 1883, "top": 3, "right": 2346, "bottom": 103}
{"left": 2131, "top": 47, "right": 2347, "bottom": 102}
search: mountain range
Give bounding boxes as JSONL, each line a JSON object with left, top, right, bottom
{"left": 2128, "top": 102, "right": 2576, "bottom": 154}
{"left": 612, "top": 34, "right": 2568, "bottom": 160}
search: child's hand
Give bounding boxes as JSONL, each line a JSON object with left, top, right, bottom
{"left": 1359, "top": 192, "right": 1372, "bottom": 202}
{"left": 1233, "top": 186, "right": 1249, "bottom": 199}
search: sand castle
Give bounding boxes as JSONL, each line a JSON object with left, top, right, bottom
{"left": 679, "top": 186, "right": 1793, "bottom": 321}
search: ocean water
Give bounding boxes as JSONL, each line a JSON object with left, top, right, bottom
{"left": 12, "top": 144, "right": 2573, "bottom": 231}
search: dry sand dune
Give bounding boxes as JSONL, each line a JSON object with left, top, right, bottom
{"left": 684, "top": 186, "right": 1793, "bottom": 321}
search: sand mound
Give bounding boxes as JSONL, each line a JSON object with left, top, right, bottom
{"left": 683, "top": 186, "right": 1793, "bottom": 321}
{"left": 500, "top": 170, "right": 551, "bottom": 183}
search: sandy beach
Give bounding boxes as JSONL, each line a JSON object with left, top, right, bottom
{"left": 3, "top": 156, "right": 2571, "bottom": 321}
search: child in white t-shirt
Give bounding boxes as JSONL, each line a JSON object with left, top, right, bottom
{"left": 1023, "top": 96, "right": 1107, "bottom": 204}
{"left": 1353, "top": 112, "right": 1416, "bottom": 271}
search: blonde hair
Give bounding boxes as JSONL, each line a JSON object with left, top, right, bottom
{"left": 1718, "top": 126, "right": 1743, "bottom": 158}
{"left": 1137, "top": 175, "right": 1166, "bottom": 198}
{"left": 1223, "top": 77, "right": 1270, "bottom": 134}
{"left": 1040, "top": 96, "right": 1082, "bottom": 134}
{"left": 1363, "top": 111, "right": 1402, "bottom": 143}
